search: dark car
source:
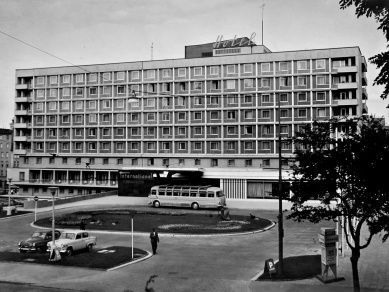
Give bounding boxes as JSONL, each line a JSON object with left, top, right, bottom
{"left": 18, "top": 230, "right": 61, "bottom": 253}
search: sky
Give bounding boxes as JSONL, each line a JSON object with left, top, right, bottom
{"left": 0, "top": 0, "right": 387, "bottom": 128}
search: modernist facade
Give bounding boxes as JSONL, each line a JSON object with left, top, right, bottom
{"left": 0, "top": 128, "right": 12, "bottom": 193}
{"left": 10, "top": 38, "right": 368, "bottom": 199}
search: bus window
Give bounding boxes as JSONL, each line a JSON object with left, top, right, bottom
{"left": 151, "top": 190, "right": 157, "bottom": 195}
{"left": 167, "top": 191, "right": 173, "bottom": 196}
{"left": 216, "top": 191, "right": 224, "bottom": 197}
{"left": 208, "top": 192, "right": 215, "bottom": 198}
{"left": 190, "top": 192, "right": 197, "bottom": 197}
{"left": 173, "top": 191, "right": 180, "bottom": 197}
{"left": 182, "top": 192, "right": 189, "bottom": 197}
{"left": 158, "top": 191, "right": 165, "bottom": 196}
{"left": 199, "top": 191, "right": 207, "bottom": 197}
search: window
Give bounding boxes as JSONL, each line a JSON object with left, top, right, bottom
{"left": 147, "top": 158, "right": 154, "bottom": 166}
{"left": 244, "top": 64, "right": 252, "bottom": 73}
{"left": 178, "top": 68, "right": 186, "bottom": 77}
{"left": 178, "top": 127, "right": 186, "bottom": 135}
{"left": 298, "top": 92, "right": 307, "bottom": 101}
{"left": 103, "top": 128, "right": 110, "bottom": 136}
{"left": 37, "top": 77, "right": 44, "bottom": 84}
{"left": 226, "top": 80, "right": 235, "bottom": 90}
{"left": 210, "top": 111, "right": 219, "bottom": 120}
{"left": 333, "top": 60, "right": 346, "bottom": 68}
{"left": 63, "top": 88, "right": 70, "bottom": 96}
{"left": 244, "top": 79, "right": 253, "bottom": 88}
{"left": 210, "top": 142, "right": 219, "bottom": 150}
{"left": 228, "top": 159, "right": 235, "bottom": 167}
{"left": 244, "top": 142, "right": 253, "bottom": 150}
{"left": 262, "top": 78, "right": 270, "bottom": 87}
{"left": 194, "top": 142, "right": 202, "bottom": 150}
{"left": 317, "top": 75, "right": 325, "bottom": 85}
{"left": 210, "top": 66, "right": 218, "bottom": 75}
{"left": 263, "top": 125, "right": 271, "bottom": 134}
{"left": 227, "top": 65, "right": 235, "bottom": 74}
{"left": 162, "top": 142, "right": 170, "bottom": 150}
{"left": 103, "top": 100, "right": 110, "bottom": 108}
{"left": 281, "top": 109, "right": 288, "bottom": 118}
{"left": 194, "top": 67, "right": 202, "bottom": 76}
{"left": 63, "top": 142, "right": 70, "bottom": 150}
{"left": 103, "top": 158, "right": 108, "bottom": 165}
{"left": 298, "top": 109, "right": 307, "bottom": 117}
{"left": 62, "top": 102, "right": 69, "bottom": 110}
{"left": 297, "top": 61, "right": 307, "bottom": 70}
{"left": 279, "top": 62, "right": 288, "bottom": 71}
{"left": 194, "top": 127, "right": 202, "bottom": 135}
{"left": 89, "top": 128, "right": 96, "bottom": 136}
{"left": 162, "top": 97, "right": 171, "bottom": 107}
{"left": 176, "top": 96, "right": 185, "bottom": 106}
{"left": 130, "top": 71, "right": 139, "bottom": 79}
{"left": 245, "top": 126, "right": 253, "bottom": 134}
{"left": 210, "top": 96, "right": 219, "bottom": 105}
{"left": 75, "top": 115, "right": 82, "bottom": 123}
{"left": 103, "top": 72, "right": 111, "bottom": 81}
{"left": 147, "top": 142, "right": 155, "bottom": 150}
{"left": 89, "top": 114, "right": 97, "bottom": 122}
{"left": 280, "top": 125, "right": 288, "bottom": 134}
{"left": 178, "top": 142, "right": 186, "bottom": 150}
{"left": 280, "top": 77, "right": 288, "bottom": 87}
{"left": 102, "top": 142, "right": 109, "bottom": 150}
{"left": 261, "top": 63, "right": 270, "bottom": 72}
{"left": 162, "top": 69, "right": 171, "bottom": 77}
{"left": 163, "top": 158, "right": 169, "bottom": 166}
{"left": 117, "top": 142, "right": 124, "bottom": 150}
{"left": 281, "top": 142, "right": 289, "bottom": 150}
{"left": 298, "top": 77, "right": 307, "bottom": 86}
{"left": 49, "top": 115, "right": 56, "bottom": 123}
{"left": 262, "top": 110, "right": 270, "bottom": 118}
{"left": 316, "top": 59, "right": 325, "bottom": 69}
{"left": 194, "top": 112, "right": 202, "bottom": 120}
{"left": 62, "top": 115, "right": 70, "bottom": 123}
{"left": 194, "top": 96, "right": 202, "bottom": 105}
{"left": 162, "top": 127, "right": 170, "bottom": 135}
{"left": 89, "top": 74, "right": 97, "bottom": 82}
{"left": 48, "top": 102, "right": 56, "bottom": 110}
{"left": 50, "top": 76, "right": 58, "bottom": 84}
{"left": 146, "top": 70, "right": 155, "bottom": 78}
{"left": 76, "top": 88, "right": 83, "bottom": 95}
{"left": 211, "top": 127, "right": 218, "bottom": 135}
{"left": 263, "top": 159, "right": 270, "bottom": 166}
{"left": 244, "top": 95, "right": 252, "bottom": 103}
{"left": 227, "top": 95, "right": 238, "bottom": 104}
{"left": 63, "top": 75, "right": 70, "bottom": 83}
{"left": 227, "top": 111, "right": 236, "bottom": 119}
{"left": 245, "top": 110, "right": 253, "bottom": 119}
{"left": 262, "top": 94, "right": 270, "bottom": 103}
{"left": 36, "top": 157, "right": 42, "bottom": 164}
{"left": 317, "top": 92, "right": 325, "bottom": 101}
{"left": 147, "top": 128, "right": 155, "bottom": 135}
{"left": 37, "top": 90, "right": 44, "bottom": 98}
{"left": 24, "top": 157, "right": 29, "bottom": 164}
{"left": 317, "top": 108, "right": 326, "bottom": 117}
{"left": 76, "top": 101, "right": 83, "bottom": 109}
{"left": 75, "top": 143, "right": 82, "bottom": 151}
{"left": 76, "top": 74, "right": 83, "bottom": 82}
{"left": 131, "top": 128, "right": 139, "bottom": 136}
{"left": 117, "top": 158, "right": 123, "bottom": 165}
{"left": 75, "top": 129, "right": 82, "bottom": 136}
{"left": 36, "top": 116, "right": 43, "bottom": 123}
{"left": 117, "top": 86, "right": 125, "bottom": 94}
{"left": 117, "top": 113, "right": 124, "bottom": 122}
{"left": 49, "top": 89, "right": 57, "bottom": 97}
{"left": 147, "top": 113, "right": 155, "bottom": 121}
{"left": 193, "top": 82, "right": 202, "bottom": 90}
{"left": 280, "top": 93, "right": 288, "bottom": 102}
{"left": 227, "top": 126, "right": 235, "bottom": 134}
{"left": 162, "top": 113, "right": 170, "bottom": 121}
{"left": 49, "top": 129, "right": 56, "bottom": 137}
{"left": 178, "top": 112, "right": 186, "bottom": 120}
{"left": 131, "top": 142, "right": 138, "bottom": 150}
{"left": 117, "top": 72, "right": 125, "bottom": 80}
{"left": 194, "top": 158, "right": 201, "bottom": 166}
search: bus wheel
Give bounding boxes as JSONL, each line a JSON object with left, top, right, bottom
{"left": 191, "top": 203, "right": 199, "bottom": 210}
{"left": 153, "top": 201, "right": 160, "bottom": 208}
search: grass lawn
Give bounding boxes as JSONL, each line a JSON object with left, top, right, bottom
{"left": 0, "top": 246, "right": 148, "bottom": 270}
{"left": 0, "top": 210, "right": 31, "bottom": 219}
{"left": 34, "top": 209, "right": 272, "bottom": 234}
{"left": 257, "top": 255, "right": 321, "bottom": 280}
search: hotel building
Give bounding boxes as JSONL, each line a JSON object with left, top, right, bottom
{"left": 10, "top": 37, "right": 368, "bottom": 199}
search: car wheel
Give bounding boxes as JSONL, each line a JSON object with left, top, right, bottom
{"left": 37, "top": 246, "right": 45, "bottom": 253}
{"left": 66, "top": 248, "right": 73, "bottom": 256}
{"left": 87, "top": 244, "right": 93, "bottom": 252}
{"left": 153, "top": 201, "right": 160, "bottom": 208}
{"left": 19, "top": 250, "right": 27, "bottom": 253}
{"left": 192, "top": 203, "right": 199, "bottom": 210}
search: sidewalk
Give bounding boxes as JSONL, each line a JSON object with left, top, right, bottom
{"left": 6, "top": 195, "right": 389, "bottom": 291}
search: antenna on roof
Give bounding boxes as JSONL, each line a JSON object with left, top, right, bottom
{"left": 260, "top": 0, "right": 265, "bottom": 45}
{"left": 151, "top": 43, "right": 153, "bottom": 60}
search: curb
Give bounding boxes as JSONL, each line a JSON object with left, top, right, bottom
{"left": 0, "top": 212, "right": 33, "bottom": 221}
{"left": 30, "top": 220, "right": 276, "bottom": 237}
{"left": 250, "top": 259, "right": 279, "bottom": 281}
{"left": 107, "top": 251, "right": 153, "bottom": 271}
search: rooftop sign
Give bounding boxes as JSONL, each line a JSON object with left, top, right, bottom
{"left": 213, "top": 33, "right": 256, "bottom": 49}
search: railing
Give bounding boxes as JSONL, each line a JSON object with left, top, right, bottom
{"left": 22, "top": 179, "right": 118, "bottom": 186}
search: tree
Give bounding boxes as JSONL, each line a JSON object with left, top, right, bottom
{"left": 340, "top": 0, "right": 389, "bottom": 103}
{"left": 287, "top": 116, "right": 389, "bottom": 292}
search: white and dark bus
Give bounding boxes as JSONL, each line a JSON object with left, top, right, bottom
{"left": 148, "top": 185, "right": 226, "bottom": 210}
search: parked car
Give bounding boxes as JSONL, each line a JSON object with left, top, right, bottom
{"left": 47, "top": 230, "right": 97, "bottom": 256}
{"left": 18, "top": 230, "right": 61, "bottom": 253}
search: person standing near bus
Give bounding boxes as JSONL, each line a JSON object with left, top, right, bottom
{"left": 150, "top": 228, "right": 160, "bottom": 255}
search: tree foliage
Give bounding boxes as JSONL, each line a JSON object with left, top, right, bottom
{"left": 287, "top": 116, "right": 389, "bottom": 291}
{"left": 340, "top": 0, "right": 389, "bottom": 102}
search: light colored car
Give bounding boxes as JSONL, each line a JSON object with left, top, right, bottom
{"left": 47, "top": 230, "right": 97, "bottom": 256}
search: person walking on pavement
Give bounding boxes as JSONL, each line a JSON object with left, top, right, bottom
{"left": 150, "top": 228, "right": 160, "bottom": 255}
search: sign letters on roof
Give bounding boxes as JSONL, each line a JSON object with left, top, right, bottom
{"left": 213, "top": 33, "right": 256, "bottom": 49}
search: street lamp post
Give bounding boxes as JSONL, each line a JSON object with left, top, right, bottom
{"left": 6, "top": 178, "right": 13, "bottom": 216}
{"left": 278, "top": 95, "right": 284, "bottom": 276}
{"left": 48, "top": 187, "right": 59, "bottom": 247}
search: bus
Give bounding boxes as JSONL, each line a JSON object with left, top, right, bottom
{"left": 148, "top": 185, "right": 226, "bottom": 210}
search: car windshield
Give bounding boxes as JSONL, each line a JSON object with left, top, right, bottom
{"left": 31, "top": 232, "right": 46, "bottom": 238}
{"left": 59, "top": 233, "right": 76, "bottom": 240}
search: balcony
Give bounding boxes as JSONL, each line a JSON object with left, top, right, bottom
{"left": 16, "top": 97, "right": 28, "bottom": 103}
{"left": 15, "top": 110, "right": 28, "bottom": 116}
{"left": 332, "top": 66, "right": 357, "bottom": 74}
{"left": 361, "top": 56, "right": 367, "bottom": 72}
{"left": 14, "top": 136, "right": 28, "bottom": 142}
{"left": 14, "top": 149, "right": 27, "bottom": 155}
{"left": 15, "top": 84, "right": 28, "bottom": 90}
{"left": 333, "top": 99, "right": 359, "bottom": 106}
{"left": 362, "top": 103, "right": 368, "bottom": 114}
{"left": 362, "top": 88, "right": 368, "bottom": 100}
{"left": 14, "top": 123, "right": 27, "bottom": 128}
{"left": 362, "top": 74, "right": 368, "bottom": 86}
{"left": 332, "top": 82, "right": 358, "bottom": 90}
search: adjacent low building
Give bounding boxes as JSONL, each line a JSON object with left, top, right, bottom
{"left": 10, "top": 37, "right": 368, "bottom": 199}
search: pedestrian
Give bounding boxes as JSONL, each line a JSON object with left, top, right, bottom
{"left": 80, "top": 219, "right": 86, "bottom": 230}
{"left": 149, "top": 228, "right": 160, "bottom": 255}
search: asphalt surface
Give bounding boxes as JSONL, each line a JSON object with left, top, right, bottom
{"left": 0, "top": 196, "right": 387, "bottom": 292}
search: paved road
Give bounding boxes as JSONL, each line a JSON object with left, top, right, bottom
{"left": 0, "top": 199, "right": 387, "bottom": 292}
